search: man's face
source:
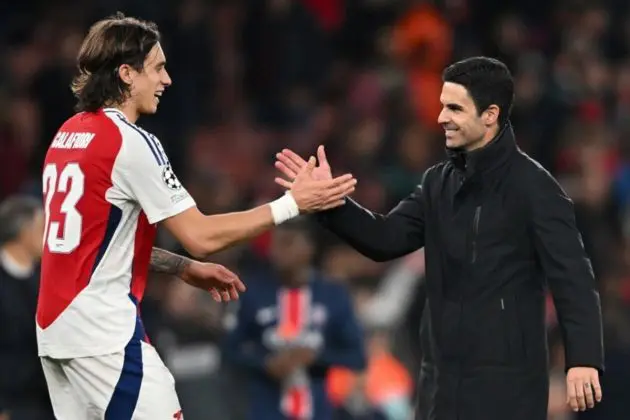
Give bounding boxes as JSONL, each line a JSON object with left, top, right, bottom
{"left": 437, "top": 82, "right": 489, "bottom": 151}
{"left": 269, "top": 229, "right": 313, "bottom": 275}
{"left": 22, "top": 210, "right": 45, "bottom": 260}
{"left": 128, "top": 42, "right": 171, "bottom": 115}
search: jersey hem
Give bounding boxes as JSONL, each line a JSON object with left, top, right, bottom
{"left": 36, "top": 334, "right": 141, "bottom": 359}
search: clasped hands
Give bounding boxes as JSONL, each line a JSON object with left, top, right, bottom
{"left": 274, "top": 145, "right": 349, "bottom": 212}
{"left": 265, "top": 347, "right": 318, "bottom": 381}
{"left": 172, "top": 145, "right": 349, "bottom": 303}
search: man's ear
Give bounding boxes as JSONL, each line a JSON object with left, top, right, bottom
{"left": 482, "top": 104, "right": 500, "bottom": 126}
{"left": 117, "top": 64, "right": 135, "bottom": 85}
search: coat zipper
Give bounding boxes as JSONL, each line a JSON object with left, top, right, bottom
{"left": 470, "top": 206, "right": 481, "bottom": 263}
{"left": 456, "top": 205, "right": 482, "bottom": 420}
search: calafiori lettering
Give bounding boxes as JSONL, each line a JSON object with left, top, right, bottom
{"left": 51, "top": 131, "right": 95, "bottom": 149}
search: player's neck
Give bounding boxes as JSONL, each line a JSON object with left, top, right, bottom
{"left": 113, "top": 102, "right": 140, "bottom": 124}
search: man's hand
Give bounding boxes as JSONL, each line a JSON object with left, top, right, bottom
{"left": 566, "top": 367, "right": 602, "bottom": 411}
{"left": 180, "top": 261, "right": 246, "bottom": 302}
{"left": 264, "top": 347, "right": 318, "bottom": 380}
{"left": 265, "top": 351, "right": 299, "bottom": 380}
{"left": 290, "top": 346, "right": 317, "bottom": 366}
{"left": 284, "top": 150, "right": 356, "bottom": 212}
{"left": 275, "top": 145, "right": 332, "bottom": 184}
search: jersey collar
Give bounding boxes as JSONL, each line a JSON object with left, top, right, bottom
{"left": 103, "top": 107, "right": 128, "bottom": 121}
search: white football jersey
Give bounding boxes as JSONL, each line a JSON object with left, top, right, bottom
{"left": 37, "top": 107, "right": 195, "bottom": 358}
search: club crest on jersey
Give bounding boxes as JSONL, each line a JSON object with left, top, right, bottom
{"left": 162, "top": 164, "right": 182, "bottom": 191}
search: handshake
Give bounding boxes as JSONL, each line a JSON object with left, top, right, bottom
{"left": 272, "top": 144, "right": 356, "bottom": 215}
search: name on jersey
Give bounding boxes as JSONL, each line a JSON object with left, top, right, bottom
{"left": 50, "top": 132, "right": 95, "bottom": 149}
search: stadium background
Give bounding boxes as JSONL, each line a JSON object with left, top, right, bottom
{"left": 2, "top": 0, "right": 630, "bottom": 418}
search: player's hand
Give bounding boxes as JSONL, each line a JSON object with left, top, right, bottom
{"left": 0, "top": 411, "right": 10, "bottom": 420}
{"left": 275, "top": 145, "right": 332, "bottom": 185}
{"left": 284, "top": 153, "right": 356, "bottom": 212}
{"left": 566, "top": 367, "right": 602, "bottom": 411}
{"left": 180, "top": 261, "right": 246, "bottom": 302}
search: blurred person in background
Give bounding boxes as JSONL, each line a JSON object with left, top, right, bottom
{"left": 0, "top": 196, "right": 53, "bottom": 420}
{"left": 276, "top": 57, "right": 604, "bottom": 420}
{"left": 327, "top": 328, "right": 413, "bottom": 420}
{"left": 223, "top": 217, "right": 366, "bottom": 420}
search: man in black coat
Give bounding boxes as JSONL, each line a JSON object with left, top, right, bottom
{"left": 274, "top": 57, "right": 605, "bottom": 420}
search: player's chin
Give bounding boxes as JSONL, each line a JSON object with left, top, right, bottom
{"left": 143, "top": 101, "right": 159, "bottom": 114}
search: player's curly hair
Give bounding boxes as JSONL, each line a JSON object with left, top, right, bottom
{"left": 71, "top": 12, "right": 161, "bottom": 112}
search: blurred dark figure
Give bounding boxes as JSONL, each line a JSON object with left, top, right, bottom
{"left": 223, "top": 217, "right": 366, "bottom": 420}
{"left": 0, "top": 196, "right": 53, "bottom": 420}
{"left": 328, "top": 328, "right": 414, "bottom": 420}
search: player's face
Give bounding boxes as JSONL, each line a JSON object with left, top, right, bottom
{"left": 129, "top": 42, "right": 172, "bottom": 115}
{"left": 437, "top": 82, "right": 492, "bottom": 151}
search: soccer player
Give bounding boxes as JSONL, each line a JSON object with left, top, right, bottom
{"left": 36, "top": 13, "right": 356, "bottom": 420}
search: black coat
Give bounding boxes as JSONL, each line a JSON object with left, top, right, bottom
{"left": 317, "top": 124, "right": 604, "bottom": 420}
{"left": 0, "top": 262, "right": 54, "bottom": 416}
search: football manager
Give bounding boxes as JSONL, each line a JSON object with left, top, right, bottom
{"left": 275, "top": 56, "right": 605, "bottom": 420}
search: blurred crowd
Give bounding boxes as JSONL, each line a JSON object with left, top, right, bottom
{"left": 2, "top": 0, "right": 630, "bottom": 419}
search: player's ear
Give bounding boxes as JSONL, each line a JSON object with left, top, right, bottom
{"left": 117, "top": 64, "right": 135, "bottom": 85}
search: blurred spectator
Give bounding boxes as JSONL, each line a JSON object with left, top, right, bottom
{"left": 222, "top": 218, "right": 366, "bottom": 420}
{"left": 0, "top": 196, "right": 52, "bottom": 420}
{"left": 390, "top": 0, "right": 452, "bottom": 130}
{"left": 327, "top": 329, "right": 413, "bottom": 420}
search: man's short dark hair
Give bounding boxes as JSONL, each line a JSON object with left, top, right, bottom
{"left": 442, "top": 56, "right": 515, "bottom": 126}
{"left": 0, "top": 195, "right": 41, "bottom": 244}
{"left": 71, "top": 12, "right": 161, "bottom": 113}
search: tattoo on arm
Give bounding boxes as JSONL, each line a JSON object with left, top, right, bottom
{"left": 149, "top": 247, "right": 192, "bottom": 277}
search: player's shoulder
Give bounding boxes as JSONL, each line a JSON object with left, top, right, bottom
{"left": 103, "top": 108, "right": 168, "bottom": 165}
{"left": 103, "top": 108, "right": 156, "bottom": 142}
{"left": 60, "top": 109, "right": 114, "bottom": 130}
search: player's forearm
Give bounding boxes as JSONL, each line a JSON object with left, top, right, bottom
{"left": 166, "top": 195, "right": 297, "bottom": 259}
{"left": 149, "top": 247, "right": 192, "bottom": 277}
{"left": 197, "top": 204, "right": 275, "bottom": 256}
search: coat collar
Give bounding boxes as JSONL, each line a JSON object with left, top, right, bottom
{"left": 446, "top": 122, "right": 517, "bottom": 179}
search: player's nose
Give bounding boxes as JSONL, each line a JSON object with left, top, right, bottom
{"left": 162, "top": 70, "right": 172, "bottom": 87}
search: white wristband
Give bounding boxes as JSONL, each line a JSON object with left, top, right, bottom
{"left": 269, "top": 192, "right": 300, "bottom": 225}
